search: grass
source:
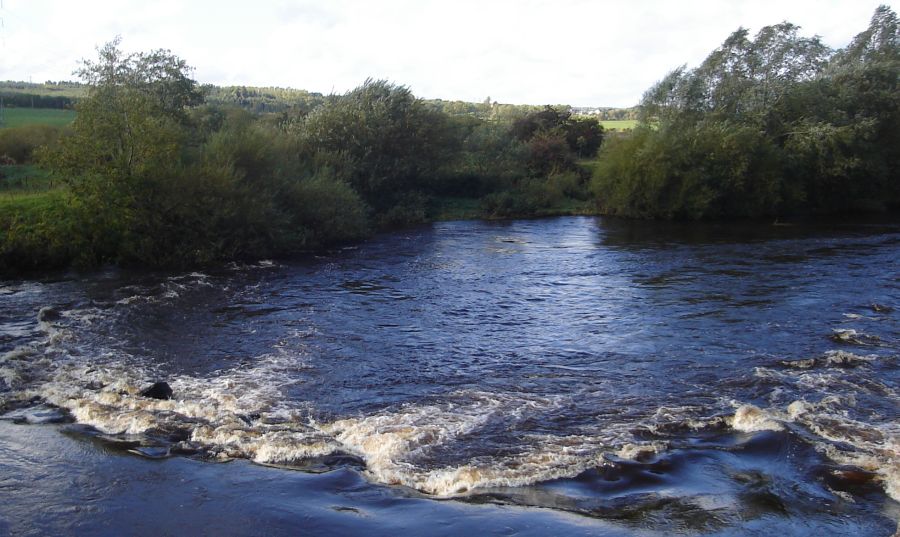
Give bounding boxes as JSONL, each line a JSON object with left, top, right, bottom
{"left": 0, "top": 187, "right": 75, "bottom": 274}
{"left": 533, "top": 197, "right": 597, "bottom": 217}
{"left": 0, "top": 188, "right": 68, "bottom": 238}
{"left": 0, "top": 108, "right": 76, "bottom": 128}
{"left": 429, "top": 196, "right": 484, "bottom": 221}
{"left": 0, "top": 189, "right": 66, "bottom": 215}
{"left": 600, "top": 119, "right": 638, "bottom": 131}
{"left": 430, "top": 195, "right": 598, "bottom": 222}
{"left": 0, "top": 165, "right": 57, "bottom": 193}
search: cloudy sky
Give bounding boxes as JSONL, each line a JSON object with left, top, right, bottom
{"left": 0, "top": 0, "right": 895, "bottom": 107}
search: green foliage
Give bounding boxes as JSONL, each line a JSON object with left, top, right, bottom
{"left": 0, "top": 190, "right": 77, "bottom": 273}
{"left": 34, "top": 39, "right": 285, "bottom": 268}
{"left": 0, "top": 164, "right": 55, "bottom": 192}
{"left": 0, "top": 108, "right": 76, "bottom": 129}
{"left": 0, "top": 125, "right": 63, "bottom": 163}
{"left": 204, "top": 85, "right": 325, "bottom": 114}
{"left": 375, "top": 191, "right": 430, "bottom": 228}
{"left": 510, "top": 106, "right": 604, "bottom": 179}
{"left": 4, "top": 40, "right": 379, "bottom": 273}
{"left": 594, "top": 123, "right": 781, "bottom": 219}
{"left": 443, "top": 120, "right": 529, "bottom": 196}
{"left": 595, "top": 6, "right": 900, "bottom": 219}
{"left": 295, "top": 79, "right": 450, "bottom": 212}
{"left": 2, "top": 45, "right": 619, "bottom": 274}
{"left": 282, "top": 173, "right": 369, "bottom": 246}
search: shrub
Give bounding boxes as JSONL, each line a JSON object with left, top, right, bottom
{"left": 0, "top": 125, "right": 63, "bottom": 163}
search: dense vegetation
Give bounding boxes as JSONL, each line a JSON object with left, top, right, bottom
{"left": 0, "top": 81, "right": 84, "bottom": 110}
{"left": 593, "top": 6, "right": 900, "bottom": 218}
{"left": 0, "top": 39, "right": 599, "bottom": 273}
{"left": 1, "top": 7, "right": 897, "bottom": 274}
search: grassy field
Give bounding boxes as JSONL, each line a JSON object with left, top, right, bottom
{"left": 0, "top": 189, "right": 65, "bottom": 215}
{"left": 0, "top": 162, "right": 72, "bottom": 274}
{"left": 430, "top": 195, "right": 598, "bottom": 222}
{"left": 600, "top": 119, "right": 638, "bottom": 131}
{"left": 0, "top": 82, "right": 85, "bottom": 98}
{"left": 0, "top": 108, "right": 76, "bottom": 128}
{"left": 0, "top": 187, "right": 74, "bottom": 274}
{"left": 429, "top": 197, "right": 484, "bottom": 221}
{"left": 0, "top": 165, "right": 57, "bottom": 193}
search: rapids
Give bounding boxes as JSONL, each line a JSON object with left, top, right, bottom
{"left": 1, "top": 216, "right": 898, "bottom": 535}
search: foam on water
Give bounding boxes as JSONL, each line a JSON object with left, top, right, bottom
{"left": 730, "top": 404, "right": 783, "bottom": 432}
{"left": 2, "top": 271, "right": 898, "bottom": 506}
{"left": 314, "top": 391, "right": 643, "bottom": 496}
{"left": 0, "top": 305, "right": 672, "bottom": 497}
{"left": 749, "top": 350, "right": 900, "bottom": 502}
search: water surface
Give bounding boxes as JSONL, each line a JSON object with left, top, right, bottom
{"left": 1, "top": 216, "right": 898, "bottom": 535}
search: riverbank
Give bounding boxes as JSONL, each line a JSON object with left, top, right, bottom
{"left": 0, "top": 182, "right": 603, "bottom": 277}
{"left": 4, "top": 182, "right": 900, "bottom": 278}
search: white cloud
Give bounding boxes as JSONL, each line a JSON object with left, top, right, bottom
{"left": 0, "top": 0, "right": 894, "bottom": 106}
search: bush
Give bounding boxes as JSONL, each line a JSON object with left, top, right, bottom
{"left": 296, "top": 79, "right": 450, "bottom": 212}
{"left": 375, "top": 191, "right": 429, "bottom": 228}
{"left": 282, "top": 173, "right": 370, "bottom": 247}
{"left": 0, "top": 125, "right": 63, "bottom": 163}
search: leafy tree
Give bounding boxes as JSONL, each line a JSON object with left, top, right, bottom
{"left": 294, "top": 79, "right": 451, "bottom": 213}
{"left": 511, "top": 106, "right": 603, "bottom": 161}
{"left": 595, "top": 6, "right": 899, "bottom": 219}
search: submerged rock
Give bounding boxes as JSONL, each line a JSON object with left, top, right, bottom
{"left": 0, "top": 404, "right": 71, "bottom": 425}
{"left": 821, "top": 465, "right": 880, "bottom": 494}
{"left": 37, "top": 307, "right": 62, "bottom": 323}
{"left": 140, "top": 382, "right": 173, "bottom": 400}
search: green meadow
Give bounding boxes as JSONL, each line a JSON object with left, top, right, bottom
{"left": 599, "top": 119, "right": 637, "bottom": 130}
{"left": 0, "top": 107, "right": 76, "bottom": 128}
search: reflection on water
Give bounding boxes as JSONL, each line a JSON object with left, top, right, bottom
{"left": 1, "top": 216, "right": 899, "bottom": 536}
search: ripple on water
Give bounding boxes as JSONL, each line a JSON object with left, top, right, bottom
{"left": 1, "top": 217, "right": 899, "bottom": 534}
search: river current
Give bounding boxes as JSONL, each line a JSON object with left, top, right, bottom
{"left": 0, "top": 216, "right": 898, "bottom": 535}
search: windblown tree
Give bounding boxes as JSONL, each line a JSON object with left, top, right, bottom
{"left": 778, "top": 5, "right": 900, "bottom": 211}
{"left": 294, "top": 79, "right": 451, "bottom": 216}
{"left": 594, "top": 5, "right": 900, "bottom": 219}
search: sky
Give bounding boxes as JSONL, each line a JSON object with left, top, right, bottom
{"left": 0, "top": 0, "right": 895, "bottom": 107}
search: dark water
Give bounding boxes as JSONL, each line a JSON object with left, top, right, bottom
{"left": 1, "top": 216, "right": 898, "bottom": 536}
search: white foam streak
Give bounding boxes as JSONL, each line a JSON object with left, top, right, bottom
{"left": 314, "top": 394, "right": 645, "bottom": 496}
{"left": 750, "top": 361, "right": 900, "bottom": 502}
{"left": 730, "top": 405, "right": 783, "bottom": 432}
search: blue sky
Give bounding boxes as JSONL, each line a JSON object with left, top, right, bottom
{"left": 0, "top": 0, "right": 895, "bottom": 107}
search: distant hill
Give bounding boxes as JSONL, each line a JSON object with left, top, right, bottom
{"left": 0, "top": 81, "right": 86, "bottom": 109}
{"left": 0, "top": 80, "right": 636, "bottom": 123}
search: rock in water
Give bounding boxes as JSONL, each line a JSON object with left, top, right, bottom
{"left": 140, "top": 382, "right": 173, "bottom": 400}
{"left": 37, "top": 306, "right": 62, "bottom": 322}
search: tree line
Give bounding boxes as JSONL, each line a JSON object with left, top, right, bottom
{"left": 1, "top": 6, "right": 897, "bottom": 274}
{"left": 0, "top": 38, "right": 602, "bottom": 272}
{"left": 593, "top": 5, "right": 899, "bottom": 218}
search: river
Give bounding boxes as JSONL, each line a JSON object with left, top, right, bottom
{"left": 1, "top": 216, "right": 898, "bottom": 536}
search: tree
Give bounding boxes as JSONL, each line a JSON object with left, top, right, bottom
{"left": 510, "top": 106, "right": 604, "bottom": 169}
{"left": 44, "top": 38, "right": 204, "bottom": 184}
{"left": 639, "top": 24, "right": 829, "bottom": 126}
{"left": 40, "top": 38, "right": 206, "bottom": 264}
{"left": 594, "top": 6, "right": 900, "bottom": 219}
{"left": 295, "top": 79, "right": 450, "bottom": 212}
